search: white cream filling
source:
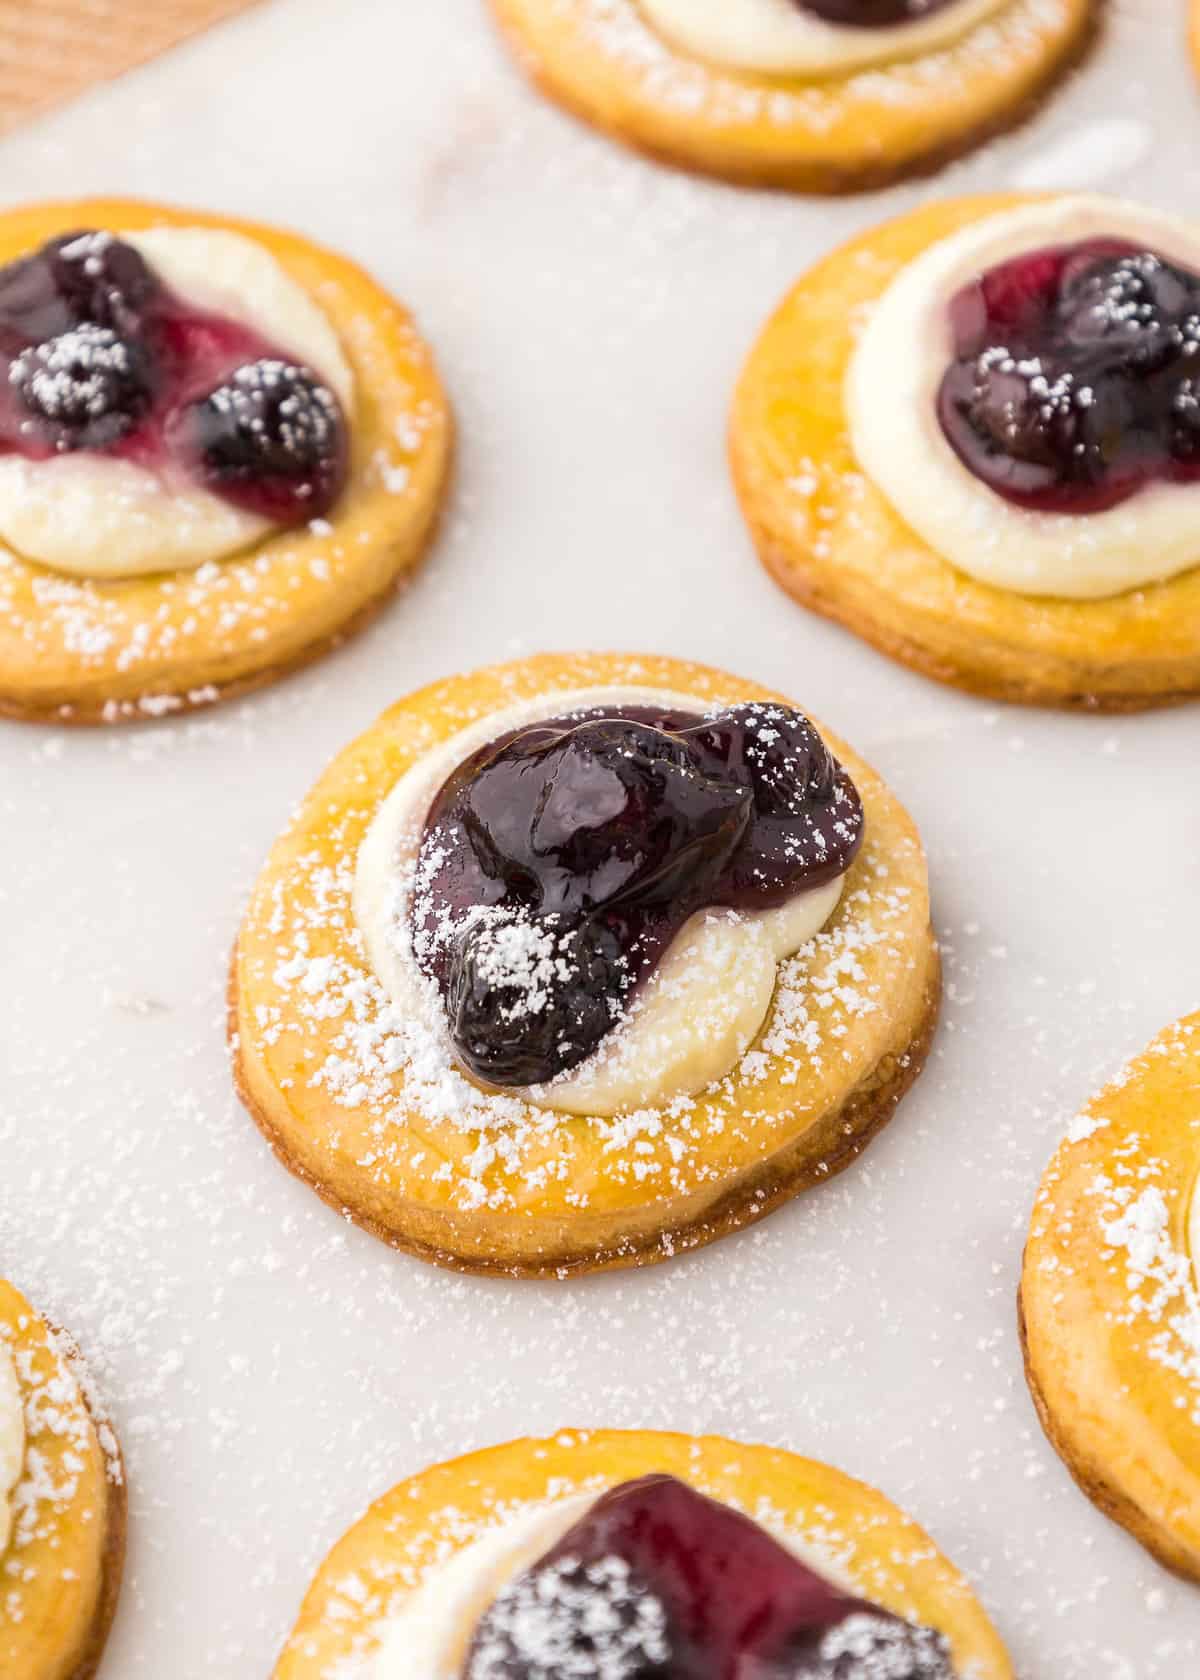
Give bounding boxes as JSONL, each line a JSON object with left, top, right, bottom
{"left": 372, "top": 1492, "right": 855, "bottom": 1680}
{"left": 353, "top": 686, "right": 848, "bottom": 1120}
{"left": 0, "top": 227, "right": 354, "bottom": 580}
{"left": 636, "top": 0, "right": 1007, "bottom": 76}
{"left": 374, "top": 1496, "right": 595, "bottom": 1680}
{"left": 0, "top": 1343, "right": 24, "bottom": 1556}
{"left": 847, "top": 195, "right": 1200, "bottom": 601}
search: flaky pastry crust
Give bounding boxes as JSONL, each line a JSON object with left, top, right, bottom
{"left": 1021, "top": 1013, "right": 1200, "bottom": 1580}
{"left": 0, "top": 1280, "right": 126, "bottom": 1680}
{"left": 0, "top": 197, "right": 451, "bottom": 725}
{"left": 487, "top": 0, "right": 1096, "bottom": 192}
{"left": 731, "top": 193, "right": 1200, "bottom": 710}
{"left": 231, "top": 653, "right": 938, "bottom": 1277}
{"left": 272, "top": 1427, "right": 1014, "bottom": 1680}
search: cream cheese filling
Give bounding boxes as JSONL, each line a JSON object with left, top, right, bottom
{"left": 0, "top": 227, "right": 354, "bottom": 581}
{"left": 374, "top": 1495, "right": 594, "bottom": 1680}
{"left": 0, "top": 1342, "right": 24, "bottom": 1556}
{"left": 372, "top": 1492, "right": 856, "bottom": 1680}
{"left": 847, "top": 195, "right": 1200, "bottom": 601}
{"left": 353, "top": 686, "right": 849, "bottom": 1120}
{"left": 636, "top": 0, "right": 1008, "bottom": 77}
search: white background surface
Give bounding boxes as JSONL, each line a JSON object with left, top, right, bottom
{"left": 0, "top": 0, "right": 1196, "bottom": 1673}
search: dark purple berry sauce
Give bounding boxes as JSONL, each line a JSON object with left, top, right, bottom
{"left": 412, "top": 704, "right": 864, "bottom": 1089}
{"left": 938, "top": 238, "right": 1200, "bottom": 514}
{"left": 791, "top": 0, "right": 959, "bottom": 25}
{"left": 462, "top": 1475, "right": 956, "bottom": 1680}
{"left": 0, "top": 230, "right": 348, "bottom": 524}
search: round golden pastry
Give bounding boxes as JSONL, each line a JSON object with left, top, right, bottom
{"left": 1021, "top": 1013, "right": 1200, "bottom": 1581}
{"left": 230, "top": 652, "right": 938, "bottom": 1278}
{"left": 487, "top": 0, "right": 1095, "bottom": 192}
{"left": 272, "top": 1427, "right": 1014, "bottom": 1679}
{"left": 0, "top": 1279, "right": 126, "bottom": 1680}
{"left": 0, "top": 197, "right": 451, "bottom": 726}
{"left": 731, "top": 192, "right": 1200, "bottom": 711}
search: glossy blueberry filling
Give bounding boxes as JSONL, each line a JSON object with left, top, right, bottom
{"left": 0, "top": 230, "right": 348, "bottom": 524}
{"left": 791, "top": 0, "right": 960, "bottom": 25}
{"left": 937, "top": 238, "right": 1200, "bottom": 514}
{"left": 462, "top": 1475, "right": 956, "bottom": 1680}
{"left": 411, "top": 704, "right": 864, "bottom": 1089}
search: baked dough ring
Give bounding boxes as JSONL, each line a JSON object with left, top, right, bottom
{"left": 0, "top": 1280, "right": 126, "bottom": 1680}
{"left": 731, "top": 193, "right": 1200, "bottom": 710}
{"left": 272, "top": 1427, "right": 1014, "bottom": 1679}
{"left": 487, "top": 0, "right": 1095, "bottom": 192}
{"left": 231, "top": 652, "right": 938, "bottom": 1277}
{"left": 1021, "top": 1013, "right": 1200, "bottom": 1580}
{"left": 0, "top": 197, "right": 451, "bottom": 726}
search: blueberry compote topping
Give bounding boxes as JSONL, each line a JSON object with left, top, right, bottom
{"left": 412, "top": 704, "right": 863, "bottom": 1088}
{"left": 0, "top": 230, "right": 348, "bottom": 523}
{"left": 938, "top": 239, "right": 1200, "bottom": 514}
{"left": 10, "top": 325, "right": 155, "bottom": 452}
{"left": 462, "top": 1476, "right": 956, "bottom": 1680}
{"left": 791, "top": 0, "right": 958, "bottom": 24}
{"left": 181, "top": 360, "right": 345, "bottom": 522}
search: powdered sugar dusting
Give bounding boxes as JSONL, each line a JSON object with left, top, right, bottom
{"left": 0, "top": 385, "right": 437, "bottom": 717}
{"left": 1029, "top": 1018, "right": 1200, "bottom": 1424}
{"left": 281, "top": 1431, "right": 986, "bottom": 1680}
{"left": 468, "top": 1551, "right": 670, "bottom": 1679}
{"left": 1085, "top": 1164, "right": 1200, "bottom": 1416}
{"left": 0, "top": 1303, "right": 121, "bottom": 1617}
{"left": 551, "top": 0, "right": 1072, "bottom": 130}
{"left": 242, "top": 676, "right": 922, "bottom": 1232}
{"left": 0, "top": 4, "right": 1190, "bottom": 1677}
{"left": 0, "top": 220, "right": 446, "bottom": 719}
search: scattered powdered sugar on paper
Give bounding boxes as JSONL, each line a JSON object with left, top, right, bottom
{"left": 2, "top": 712, "right": 1193, "bottom": 1675}
{"left": 0, "top": 6, "right": 1193, "bottom": 1676}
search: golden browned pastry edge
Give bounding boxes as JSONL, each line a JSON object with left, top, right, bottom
{"left": 229, "top": 939, "right": 939, "bottom": 1279}
{"left": 0, "top": 464, "right": 450, "bottom": 728}
{"left": 0, "top": 1296, "right": 128, "bottom": 1680}
{"left": 738, "top": 488, "right": 1200, "bottom": 714}
{"left": 730, "top": 191, "right": 1200, "bottom": 712}
{"left": 65, "top": 1376, "right": 127, "bottom": 1680}
{"left": 229, "top": 652, "right": 939, "bottom": 1277}
{"left": 0, "top": 196, "right": 453, "bottom": 727}
{"left": 1017, "top": 1283, "right": 1200, "bottom": 1584}
{"left": 486, "top": 0, "right": 1100, "bottom": 193}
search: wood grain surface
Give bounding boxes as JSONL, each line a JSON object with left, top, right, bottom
{"left": 0, "top": 0, "right": 265, "bottom": 134}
